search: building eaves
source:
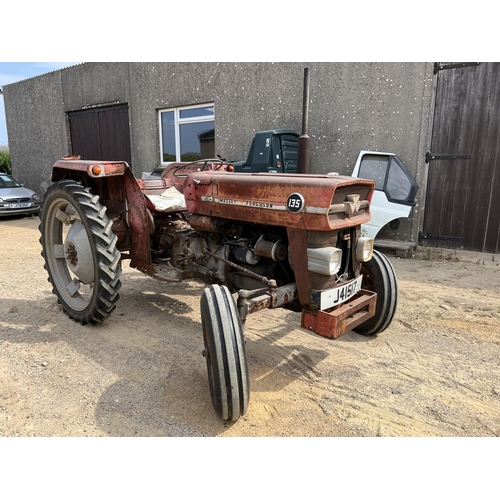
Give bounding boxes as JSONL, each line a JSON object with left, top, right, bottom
{"left": 2, "top": 62, "right": 87, "bottom": 90}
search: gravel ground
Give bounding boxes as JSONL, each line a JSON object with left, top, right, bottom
{"left": 1, "top": 215, "right": 499, "bottom": 439}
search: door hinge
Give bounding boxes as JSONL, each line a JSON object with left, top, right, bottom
{"left": 425, "top": 152, "right": 471, "bottom": 163}
{"left": 419, "top": 231, "right": 461, "bottom": 243}
{"left": 433, "top": 62, "right": 480, "bottom": 75}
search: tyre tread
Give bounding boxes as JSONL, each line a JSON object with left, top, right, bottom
{"left": 201, "top": 285, "right": 249, "bottom": 421}
{"left": 354, "top": 250, "right": 398, "bottom": 336}
{"left": 39, "top": 180, "right": 122, "bottom": 325}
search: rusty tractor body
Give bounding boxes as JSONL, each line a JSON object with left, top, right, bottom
{"left": 39, "top": 71, "right": 398, "bottom": 422}
{"left": 39, "top": 156, "right": 398, "bottom": 421}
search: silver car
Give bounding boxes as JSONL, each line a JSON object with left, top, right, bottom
{"left": 0, "top": 173, "right": 41, "bottom": 217}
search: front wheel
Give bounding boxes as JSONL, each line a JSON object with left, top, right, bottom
{"left": 39, "top": 180, "right": 122, "bottom": 325}
{"left": 354, "top": 250, "right": 398, "bottom": 336}
{"left": 200, "top": 285, "right": 249, "bottom": 421}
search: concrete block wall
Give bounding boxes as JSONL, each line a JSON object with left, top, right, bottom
{"left": 3, "top": 62, "right": 434, "bottom": 242}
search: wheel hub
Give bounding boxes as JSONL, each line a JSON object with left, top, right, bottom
{"left": 64, "top": 220, "right": 94, "bottom": 284}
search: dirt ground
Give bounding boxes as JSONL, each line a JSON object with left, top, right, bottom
{"left": 1, "top": 215, "right": 499, "bottom": 437}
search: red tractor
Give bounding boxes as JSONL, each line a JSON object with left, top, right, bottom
{"left": 38, "top": 73, "right": 398, "bottom": 422}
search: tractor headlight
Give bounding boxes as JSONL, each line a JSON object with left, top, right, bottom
{"left": 356, "top": 237, "right": 374, "bottom": 262}
{"left": 307, "top": 247, "right": 343, "bottom": 276}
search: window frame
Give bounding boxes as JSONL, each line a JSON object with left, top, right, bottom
{"left": 358, "top": 153, "right": 418, "bottom": 206}
{"left": 158, "top": 103, "right": 215, "bottom": 166}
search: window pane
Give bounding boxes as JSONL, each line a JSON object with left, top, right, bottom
{"left": 180, "top": 121, "right": 215, "bottom": 161}
{"left": 358, "top": 155, "right": 389, "bottom": 189}
{"left": 180, "top": 106, "right": 214, "bottom": 119}
{"left": 0, "top": 174, "right": 20, "bottom": 188}
{"left": 386, "top": 160, "right": 412, "bottom": 201}
{"left": 161, "top": 111, "right": 176, "bottom": 162}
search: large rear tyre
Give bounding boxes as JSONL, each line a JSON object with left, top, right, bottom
{"left": 354, "top": 250, "right": 398, "bottom": 336}
{"left": 39, "top": 180, "right": 122, "bottom": 325}
{"left": 200, "top": 285, "right": 249, "bottom": 421}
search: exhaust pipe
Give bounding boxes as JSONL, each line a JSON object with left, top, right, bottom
{"left": 297, "top": 67, "right": 311, "bottom": 174}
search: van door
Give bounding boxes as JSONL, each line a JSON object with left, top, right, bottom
{"left": 351, "top": 151, "right": 418, "bottom": 239}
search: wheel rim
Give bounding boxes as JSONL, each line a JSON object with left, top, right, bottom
{"left": 44, "top": 197, "right": 96, "bottom": 312}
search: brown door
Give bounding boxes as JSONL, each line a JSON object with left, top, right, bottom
{"left": 68, "top": 104, "right": 132, "bottom": 166}
{"left": 422, "top": 62, "right": 500, "bottom": 253}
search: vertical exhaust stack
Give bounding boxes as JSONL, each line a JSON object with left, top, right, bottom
{"left": 297, "top": 67, "right": 311, "bottom": 174}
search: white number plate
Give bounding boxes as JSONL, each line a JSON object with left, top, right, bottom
{"left": 319, "top": 275, "right": 363, "bottom": 310}
{"left": 9, "top": 203, "right": 31, "bottom": 209}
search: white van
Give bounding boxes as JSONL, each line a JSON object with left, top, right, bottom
{"left": 350, "top": 151, "right": 419, "bottom": 239}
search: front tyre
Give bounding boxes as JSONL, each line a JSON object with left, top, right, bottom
{"left": 354, "top": 250, "right": 398, "bottom": 336}
{"left": 200, "top": 285, "right": 249, "bottom": 421}
{"left": 39, "top": 180, "right": 122, "bottom": 325}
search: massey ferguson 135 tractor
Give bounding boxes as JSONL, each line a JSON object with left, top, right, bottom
{"left": 38, "top": 71, "right": 398, "bottom": 422}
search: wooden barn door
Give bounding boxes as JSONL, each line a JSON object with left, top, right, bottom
{"left": 68, "top": 104, "right": 132, "bottom": 167}
{"left": 421, "top": 62, "right": 500, "bottom": 253}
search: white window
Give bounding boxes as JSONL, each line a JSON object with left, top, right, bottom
{"left": 159, "top": 103, "right": 215, "bottom": 165}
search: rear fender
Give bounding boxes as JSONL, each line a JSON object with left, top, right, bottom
{"left": 51, "top": 156, "right": 129, "bottom": 183}
{"left": 50, "top": 156, "right": 154, "bottom": 274}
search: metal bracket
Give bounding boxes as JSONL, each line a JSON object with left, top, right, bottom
{"left": 237, "top": 283, "right": 298, "bottom": 323}
{"left": 425, "top": 152, "right": 471, "bottom": 163}
{"left": 301, "top": 290, "right": 376, "bottom": 339}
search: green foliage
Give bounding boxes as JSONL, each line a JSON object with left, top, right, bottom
{"left": 163, "top": 153, "right": 176, "bottom": 162}
{"left": 162, "top": 152, "right": 204, "bottom": 163}
{"left": 0, "top": 149, "right": 11, "bottom": 175}
{"left": 181, "top": 152, "right": 202, "bottom": 162}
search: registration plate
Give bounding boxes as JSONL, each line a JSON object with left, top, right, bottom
{"left": 319, "top": 275, "right": 363, "bottom": 310}
{"left": 9, "top": 203, "right": 31, "bottom": 209}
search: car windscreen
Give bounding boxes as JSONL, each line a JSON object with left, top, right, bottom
{"left": 0, "top": 174, "right": 22, "bottom": 188}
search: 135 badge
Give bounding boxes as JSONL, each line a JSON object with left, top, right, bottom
{"left": 286, "top": 193, "right": 305, "bottom": 213}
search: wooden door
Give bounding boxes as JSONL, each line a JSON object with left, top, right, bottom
{"left": 68, "top": 104, "right": 132, "bottom": 166}
{"left": 422, "top": 62, "right": 500, "bottom": 253}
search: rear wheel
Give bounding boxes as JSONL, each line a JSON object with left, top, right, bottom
{"left": 354, "top": 250, "right": 398, "bottom": 336}
{"left": 39, "top": 180, "right": 122, "bottom": 325}
{"left": 200, "top": 285, "right": 249, "bottom": 421}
